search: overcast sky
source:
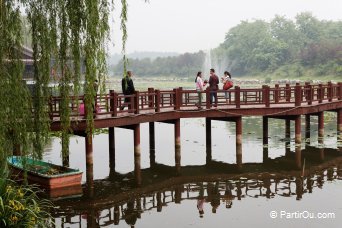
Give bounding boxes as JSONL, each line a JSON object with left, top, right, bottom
{"left": 109, "top": 0, "right": 342, "bottom": 54}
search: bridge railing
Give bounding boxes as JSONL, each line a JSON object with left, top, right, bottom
{"left": 48, "top": 82, "right": 342, "bottom": 119}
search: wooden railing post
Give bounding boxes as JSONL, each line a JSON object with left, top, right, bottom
{"left": 148, "top": 88, "right": 155, "bottom": 108}
{"left": 173, "top": 88, "right": 177, "bottom": 110}
{"left": 318, "top": 83, "right": 323, "bottom": 103}
{"left": 205, "top": 87, "right": 211, "bottom": 109}
{"left": 339, "top": 82, "right": 342, "bottom": 100}
{"left": 109, "top": 90, "right": 116, "bottom": 117}
{"left": 235, "top": 86, "right": 240, "bottom": 108}
{"left": 134, "top": 91, "right": 140, "bottom": 114}
{"left": 328, "top": 82, "right": 333, "bottom": 102}
{"left": 155, "top": 89, "right": 161, "bottom": 112}
{"left": 285, "top": 83, "right": 291, "bottom": 102}
{"left": 264, "top": 85, "right": 270, "bottom": 107}
{"left": 295, "top": 83, "right": 302, "bottom": 107}
{"left": 178, "top": 87, "right": 183, "bottom": 109}
{"left": 275, "top": 84, "right": 279, "bottom": 104}
{"left": 308, "top": 84, "right": 313, "bottom": 105}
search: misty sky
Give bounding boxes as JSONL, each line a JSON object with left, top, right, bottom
{"left": 109, "top": 0, "right": 342, "bottom": 54}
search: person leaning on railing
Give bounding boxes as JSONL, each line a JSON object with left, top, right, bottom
{"left": 121, "top": 71, "right": 135, "bottom": 111}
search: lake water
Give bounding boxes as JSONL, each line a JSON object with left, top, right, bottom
{"left": 44, "top": 114, "right": 342, "bottom": 228}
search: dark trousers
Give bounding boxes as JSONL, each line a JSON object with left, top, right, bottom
{"left": 210, "top": 91, "right": 218, "bottom": 106}
{"left": 121, "top": 97, "right": 132, "bottom": 110}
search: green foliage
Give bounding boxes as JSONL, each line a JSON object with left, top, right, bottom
{"left": 212, "top": 12, "right": 342, "bottom": 77}
{"left": 0, "top": 177, "right": 53, "bottom": 227}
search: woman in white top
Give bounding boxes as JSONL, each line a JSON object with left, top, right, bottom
{"left": 195, "top": 71, "right": 206, "bottom": 109}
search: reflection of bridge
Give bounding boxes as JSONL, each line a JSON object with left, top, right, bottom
{"left": 43, "top": 83, "right": 342, "bottom": 194}
{"left": 53, "top": 155, "right": 342, "bottom": 227}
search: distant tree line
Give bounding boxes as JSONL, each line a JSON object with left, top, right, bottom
{"left": 112, "top": 51, "right": 205, "bottom": 77}
{"left": 111, "top": 12, "right": 341, "bottom": 78}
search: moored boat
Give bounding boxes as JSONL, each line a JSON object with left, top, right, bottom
{"left": 7, "top": 156, "right": 83, "bottom": 198}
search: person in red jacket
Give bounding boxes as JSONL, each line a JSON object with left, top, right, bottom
{"left": 208, "top": 68, "right": 219, "bottom": 107}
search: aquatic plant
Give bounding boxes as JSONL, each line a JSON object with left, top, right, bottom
{"left": 0, "top": 176, "right": 54, "bottom": 227}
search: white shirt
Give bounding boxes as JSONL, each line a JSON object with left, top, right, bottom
{"left": 196, "top": 76, "right": 204, "bottom": 91}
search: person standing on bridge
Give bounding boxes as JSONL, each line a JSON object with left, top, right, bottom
{"left": 195, "top": 71, "right": 207, "bottom": 109}
{"left": 208, "top": 68, "right": 219, "bottom": 107}
{"left": 121, "top": 71, "right": 135, "bottom": 111}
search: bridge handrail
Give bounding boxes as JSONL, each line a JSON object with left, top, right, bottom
{"left": 47, "top": 82, "right": 342, "bottom": 120}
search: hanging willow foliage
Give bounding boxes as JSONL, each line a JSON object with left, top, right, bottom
{"left": 1, "top": 0, "right": 133, "bottom": 168}
{"left": 0, "top": 1, "right": 32, "bottom": 169}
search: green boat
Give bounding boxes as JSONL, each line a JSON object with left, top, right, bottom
{"left": 7, "top": 156, "right": 83, "bottom": 198}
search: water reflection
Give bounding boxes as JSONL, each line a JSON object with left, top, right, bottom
{"left": 53, "top": 163, "right": 341, "bottom": 227}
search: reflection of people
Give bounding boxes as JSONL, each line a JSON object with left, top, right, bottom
{"left": 123, "top": 200, "right": 138, "bottom": 228}
{"left": 208, "top": 68, "right": 219, "bottom": 107}
{"left": 121, "top": 71, "right": 135, "bottom": 111}
{"left": 208, "top": 181, "right": 220, "bottom": 213}
{"left": 223, "top": 182, "right": 234, "bottom": 208}
{"left": 295, "top": 177, "right": 303, "bottom": 200}
{"left": 197, "top": 183, "right": 205, "bottom": 218}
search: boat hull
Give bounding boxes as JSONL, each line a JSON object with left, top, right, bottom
{"left": 7, "top": 156, "right": 83, "bottom": 198}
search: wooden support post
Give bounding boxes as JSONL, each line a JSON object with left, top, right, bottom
{"left": 305, "top": 115, "right": 310, "bottom": 143}
{"left": 318, "top": 112, "right": 324, "bottom": 139}
{"left": 295, "top": 115, "right": 302, "bottom": 145}
{"left": 175, "top": 119, "right": 181, "bottom": 174}
{"left": 85, "top": 132, "right": 94, "bottom": 197}
{"left": 264, "top": 86, "right": 270, "bottom": 107}
{"left": 235, "top": 86, "right": 241, "bottom": 108}
{"left": 134, "top": 91, "right": 140, "bottom": 114}
{"left": 285, "top": 84, "right": 291, "bottom": 102}
{"left": 337, "top": 109, "right": 342, "bottom": 133}
{"left": 308, "top": 84, "right": 313, "bottom": 105}
{"left": 236, "top": 117, "right": 242, "bottom": 168}
{"left": 295, "top": 83, "right": 302, "bottom": 107}
{"left": 275, "top": 84, "right": 279, "bottom": 104}
{"left": 263, "top": 116, "right": 268, "bottom": 162}
{"left": 114, "top": 206, "right": 120, "bottom": 225}
{"left": 149, "top": 122, "right": 156, "bottom": 167}
{"left": 134, "top": 124, "right": 141, "bottom": 186}
{"left": 338, "top": 109, "right": 342, "bottom": 155}
{"left": 155, "top": 89, "right": 161, "bottom": 112}
{"left": 263, "top": 116, "right": 268, "bottom": 145}
{"left": 328, "top": 82, "right": 333, "bottom": 102}
{"left": 206, "top": 118, "right": 212, "bottom": 164}
{"left": 109, "top": 127, "right": 115, "bottom": 174}
{"left": 285, "top": 119, "right": 291, "bottom": 157}
{"left": 318, "top": 84, "right": 323, "bottom": 103}
{"left": 13, "top": 144, "right": 21, "bottom": 156}
{"left": 339, "top": 82, "right": 342, "bottom": 100}
{"left": 295, "top": 116, "right": 302, "bottom": 169}
{"left": 205, "top": 87, "right": 211, "bottom": 109}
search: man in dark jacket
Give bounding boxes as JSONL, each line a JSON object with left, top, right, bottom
{"left": 208, "top": 68, "right": 219, "bottom": 107}
{"left": 121, "top": 71, "right": 135, "bottom": 110}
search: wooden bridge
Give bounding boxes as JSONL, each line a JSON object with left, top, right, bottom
{"left": 44, "top": 82, "right": 342, "bottom": 195}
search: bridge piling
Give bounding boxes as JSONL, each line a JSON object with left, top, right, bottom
{"left": 263, "top": 116, "right": 269, "bottom": 162}
{"left": 236, "top": 117, "right": 242, "bottom": 168}
{"left": 318, "top": 112, "right": 324, "bottom": 138}
{"left": 108, "top": 127, "right": 115, "bottom": 174}
{"left": 305, "top": 115, "right": 311, "bottom": 143}
{"left": 206, "top": 118, "right": 212, "bottom": 164}
{"left": 175, "top": 119, "right": 181, "bottom": 174}
{"left": 338, "top": 109, "right": 342, "bottom": 132}
{"left": 295, "top": 116, "right": 302, "bottom": 169}
{"left": 285, "top": 119, "right": 291, "bottom": 156}
{"left": 149, "top": 122, "right": 156, "bottom": 167}
{"left": 85, "top": 132, "right": 94, "bottom": 197}
{"left": 134, "top": 124, "right": 142, "bottom": 186}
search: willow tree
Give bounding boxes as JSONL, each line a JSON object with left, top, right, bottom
{"left": 0, "top": 0, "right": 133, "bottom": 168}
